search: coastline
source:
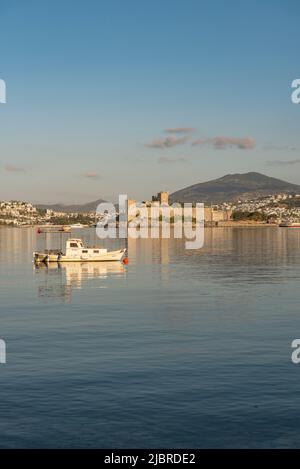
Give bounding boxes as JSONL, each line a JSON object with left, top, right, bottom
{"left": 0, "top": 221, "right": 281, "bottom": 229}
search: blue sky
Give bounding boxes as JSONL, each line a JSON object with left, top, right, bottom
{"left": 0, "top": 0, "right": 300, "bottom": 203}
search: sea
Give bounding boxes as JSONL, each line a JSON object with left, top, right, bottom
{"left": 0, "top": 226, "right": 300, "bottom": 448}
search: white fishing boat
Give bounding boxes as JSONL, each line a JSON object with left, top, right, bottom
{"left": 34, "top": 238, "right": 127, "bottom": 263}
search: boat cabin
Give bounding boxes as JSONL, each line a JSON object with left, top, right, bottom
{"left": 65, "top": 239, "right": 108, "bottom": 260}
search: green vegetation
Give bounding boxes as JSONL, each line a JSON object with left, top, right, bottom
{"left": 232, "top": 210, "right": 267, "bottom": 222}
{"left": 282, "top": 198, "right": 300, "bottom": 208}
{"left": 49, "top": 215, "right": 93, "bottom": 225}
{"left": 36, "top": 208, "right": 46, "bottom": 216}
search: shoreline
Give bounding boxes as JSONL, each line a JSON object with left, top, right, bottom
{"left": 0, "top": 222, "right": 282, "bottom": 229}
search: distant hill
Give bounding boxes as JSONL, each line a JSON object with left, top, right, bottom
{"left": 170, "top": 172, "right": 300, "bottom": 204}
{"left": 36, "top": 198, "right": 107, "bottom": 213}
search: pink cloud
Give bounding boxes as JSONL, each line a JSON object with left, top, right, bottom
{"left": 192, "top": 136, "right": 256, "bottom": 150}
{"left": 4, "top": 164, "right": 25, "bottom": 172}
{"left": 82, "top": 172, "right": 100, "bottom": 180}
{"left": 144, "top": 135, "right": 190, "bottom": 149}
{"left": 164, "top": 127, "right": 195, "bottom": 134}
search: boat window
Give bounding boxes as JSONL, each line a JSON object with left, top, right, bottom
{"left": 93, "top": 250, "right": 99, "bottom": 253}
{"left": 82, "top": 250, "right": 88, "bottom": 253}
{"left": 70, "top": 243, "right": 78, "bottom": 248}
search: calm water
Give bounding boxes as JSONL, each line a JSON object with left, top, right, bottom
{"left": 0, "top": 226, "right": 300, "bottom": 448}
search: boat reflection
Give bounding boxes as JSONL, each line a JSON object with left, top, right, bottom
{"left": 34, "top": 261, "right": 127, "bottom": 302}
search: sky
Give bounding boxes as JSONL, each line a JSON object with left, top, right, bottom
{"left": 0, "top": 0, "right": 300, "bottom": 203}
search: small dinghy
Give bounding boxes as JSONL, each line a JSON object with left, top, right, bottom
{"left": 34, "top": 238, "right": 126, "bottom": 263}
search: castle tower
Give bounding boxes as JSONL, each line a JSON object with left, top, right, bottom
{"left": 158, "top": 191, "right": 169, "bottom": 205}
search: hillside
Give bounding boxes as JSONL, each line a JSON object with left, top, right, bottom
{"left": 170, "top": 172, "right": 300, "bottom": 204}
{"left": 36, "top": 198, "right": 107, "bottom": 213}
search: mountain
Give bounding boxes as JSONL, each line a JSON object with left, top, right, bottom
{"left": 36, "top": 198, "right": 107, "bottom": 213}
{"left": 170, "top": 172, "right": 300, "bottom": 204}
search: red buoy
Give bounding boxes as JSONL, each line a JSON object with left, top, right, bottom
{"left": 123, "top": 257, "right": 129, "bottom": 265}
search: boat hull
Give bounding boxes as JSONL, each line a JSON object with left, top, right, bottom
{"left": 34, "top": 249, "right": 126, "bottom": 263}
{"left": 279, "top": 223, "right": 300, "bottom": 228}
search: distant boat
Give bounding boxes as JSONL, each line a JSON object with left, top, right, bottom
{"left": 70, "top": 223, "right": 85, "bottom": 228}
{"left": 34, "top": 238, "right": 127, "bottom": 263}
{"left": 279, "top": 221, "right": 300, "bottom": 228}
{"left": 37, "top": 225, "right": 71, "bottom": 234}
{"left": 58, "top": 225, "right": 71, "bottom": 232}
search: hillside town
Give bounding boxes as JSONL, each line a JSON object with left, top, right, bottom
{"left": 1, "top": 191, "right": 300, "bottom": 227}
{"left": 218, "top": 193, "right": 300, "bottom": 223}
{"left": 0, "top": 201, "right": 97, "bottom": 226}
